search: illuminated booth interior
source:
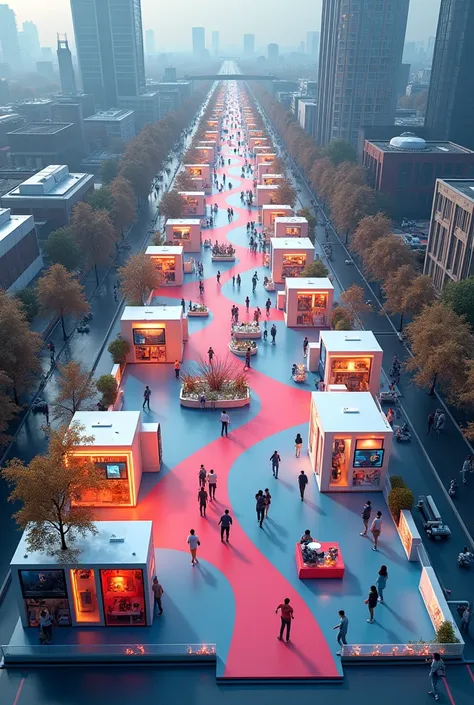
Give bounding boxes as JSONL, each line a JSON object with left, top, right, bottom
{"left": 309, "top": 392, "right": 392, "bottom": 492}
{"left": 145, "top": 245, "right": 183, "bottom": 286}
{"left": 256, "top": 152, "right": 276, "bottom": 166}
{"left": 257, "top": 162, "right": 273, "bottom": 183}
{"left": 195, "top": 147, "right": 214, "bottom": 166}
{"left": 120, "top": 305, "right": 186, "bottom": 364}
{"left": 274, "top": 216, "right": 309, "bottom": 239}
{"left": 203, "top": 130, "right": 218, "bottom": 142}
{"left": 256, "top": 185, "right": 278, "bottom": 208}
{"left": 10, "top": 521, "right": 155, "bottom": 628}
{"left": 69, "top": 410, "right": 162, "bottom": 507}
{"left": 270, "top": 237, "right": 314, "bottom": 283}
{"left": 178, "top": 191, "right": 206, "bottom": 217}
{"left": 197, "top": 140, "right": 217, "bottom": 159}
{"left": 262, "top": 173, "right": 285, "bottom": 186}
{"left": 183, "top": 165, "right": 211, "bottom": 191}
{"left": 318, "top": 330, "right": 383, "bottom": 396}
{"left": 284, "top": 277, "right": 334, "bottom": 327}
{"left": 165, "top": 218, "right": 201, "bottom": 253}
{"left": 249, "top": 137, "right": 269, "bottom": 151}
{"left": 262, "top": 204, "right": 294, "bottom": 230}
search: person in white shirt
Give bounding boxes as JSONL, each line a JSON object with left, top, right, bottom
{"left": 187, "top": 529, "right": 200, "bottom": 566}
{"left": 208, "top": 469, "right": 217, "bottom": 500}
{"left": 220, "top": 410, "right": 230, "bottom": 437}
{"left": 370, "top": 511, "right": 383, "bottom": 551}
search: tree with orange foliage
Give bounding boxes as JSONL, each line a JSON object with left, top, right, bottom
{"left": 70, "top": 203, "right": 117, "bottom": 285}
{"left": 339, "top": 284, "right": 373, "bottom": 325}
{"left": 364, "top": 236, "right": 413, "bottom": 284}
{"left": 118, "top": 252, "right": 161, "bottom": 305}
{"left": 383, "top": 266, "right": 435, "bottom": 331}
{"left": 276, "top": 178, "right": 297, "bottom": 208}
{"left": 350, "top": 213, "right": 392, "bottom": 259}
{"left": 52, "top": 361, "right": 97, "bottom": 423}
{"left": 0, "top": 371, "right": 18, "bottom": 446}
{"left": 37, "top": 264, "right": 89, "bottom": 340}
{"left": 160, "top": 190, "right": 186, "bottom": 220}
{"left": 331, "top": 183, "right": 376, "bottom": 241}
{"left": 2, "top": 424, "right": 107, "bottom": 555}
{"left": 109, "top": 176, "right": 136, "bottom": 235}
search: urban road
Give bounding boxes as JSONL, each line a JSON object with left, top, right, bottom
{"left": 0, "top": 72, "right": 473, "bottom": 705}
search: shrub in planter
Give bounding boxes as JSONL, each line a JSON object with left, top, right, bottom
{"left": 108, "top": 335, "right": 130, "bottom": 364}
{"left": 388, "top": 486, "right": 414, "bottom": 523}
{"left": 96, "top": 374, "right": 118, "bottom": 408}
{"left": 390, "top": 475, "right": 407, "bottom": 489}
{"left": 436, "top": 621, "right": 460, "bottom": 644}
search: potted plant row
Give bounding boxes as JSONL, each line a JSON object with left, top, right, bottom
{"left": 228, "top": 337, "right": 258, "bottom": 356}
{"left": 187, "top": 303, "right": 209, "bottom": 317}
{"left": 231, "top": 322, "right": 262, "bottom": 339}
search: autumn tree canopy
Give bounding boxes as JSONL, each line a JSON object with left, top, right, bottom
{"left": 160, "top": 190, "right": 186, "bottom": 220}
{"left": 52, "top": 361, "right": 97, "bottom": 423}
{"left": 37, "top": 264, "right": 89, "bottom": 340}
{"left": 118, "top": 252, "right": 161, "bottom": 305}
{"left": 71, "top": 203, "right": 117, "bottom": 284}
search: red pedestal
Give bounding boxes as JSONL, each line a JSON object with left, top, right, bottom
{"left": 295, "top": 542, "right": 345, "bottom": 579}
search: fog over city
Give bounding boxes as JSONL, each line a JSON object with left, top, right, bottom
{"left": 10, "top": 0, "right": 441, "bottom": 49}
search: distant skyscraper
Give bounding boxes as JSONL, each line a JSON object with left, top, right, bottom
{"left": 19, "top": 20, "right": 41, "bottom": 63}
{"left": 57, "top": 35, "right": 77, "bottom": 94}
{"left": 192, "top": 27, "right": 206, "bottom": 58}
{"left": 268, "top": 43, "right": 279, "bottom": 63}
{"left": 243, "top": 34, "right": 255, "bottom": 57}
{"left": 316, "top": 0, "right": 409, "bottom": 146}
{"left": 306, "top": 31, "right": 319, "bottom": 57}
{"left": 212, "top": 31, "right": 219, "bottom": 56}
{"left": 145, "top": 29, "right": 155, "bottom": 56}
{"left": 0, "top": 4, "right": 21, "bottom": 69}
{"left": 70, "top": 0, "right": 146, "bottom": 109}
{"left": 425, "top": 0, "right": 474, "bottom": 151}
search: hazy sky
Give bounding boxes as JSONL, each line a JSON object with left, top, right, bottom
{"left": 10, "top": 0, "right": 441, "bottom": 51}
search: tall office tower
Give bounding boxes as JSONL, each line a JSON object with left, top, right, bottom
{"left": 306, "top": 31, "right": 319, "bottom": 57}
{"left": 243, "top": 34, "right": 255, "bottom": 57}
{"left": 425, "top": 0, "right": 474, "bottom": 151}
{"left": 70, "top": 0, "right": 146, "bottom": 109}
{"left": 19, "top": 20, "right": 41, "bottom": 64}
{"left": 212, "top": 31, "right": 219, "bottom": 56}
{"left": 145, "top": 29, "right": 155, "bottom": 56}
{"left": 268, "top": 43, "right": 279, "bottom": 63}
{"left": 0, "top": 5, "right": 21, "bottom": 69}
{"left": 192, "top": 27, "right": 206, "bottom": 59}
{"left": 57, "top": 35, "right": 77, "bottom": 94}
{"left": 316, "top": 0, "right": 409, "bottom": 146}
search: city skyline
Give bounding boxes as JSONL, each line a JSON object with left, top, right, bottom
{"left": 8, "top": 0, "right": 441, "bottom": 53}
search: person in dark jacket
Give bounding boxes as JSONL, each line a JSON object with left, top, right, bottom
{"left": 270, "top": 450, "right": 281, "bottom": 478}
{"left": 198, "top": 487, "right": 208, "bottom": 517}
{"left": 218, "top": 509, "right": 233, "bottom": 542}
{"left": 365, "top": 585, "right": 378, "bottom": 623}
{"left": 255, "top": 490, "right": 266, "bottom": 528}
{"left": 298, "top": 470, "right": 308, "bottom": 500}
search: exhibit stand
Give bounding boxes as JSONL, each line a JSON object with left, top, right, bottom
{"left": 249, "top": 137, "right": 269, "bottom": 151}
{"left": 284, "top": 277, "right": 334, "bottom": 327}
{"left": 145, "top": 245, "right": 184, "bottom": 286}
{"left": 308, "top": 391, "right": 392, "bottom": 492}
{"left": 262, "top": 173, "right": 285, "bottom": 187}
{"left": 69, "top": 410, "right": 162, "bottom": 507}
{"left": 274, "top": 216, "right": 309, "bottom": 239}
{"left": 257, "top": 162, "right": 273, "bottom": 183}
{"left": 165, "top": 219, "right": 201, "bottom": 253}
{"left": 256, "top": 185, "right": 278, "bottom": 208}
{"left": 10, "top": 521, "right": 155, "bottom": 628}
{"left": 120, "top": 305, "right": 185, "bottom": 364}
{"left": 197, "top": 140, "right": 217, "bottom": 159}
{"left": 270, "top": 237, "right": 314, "bottom": 283}
{"left": 179, "top": 192, "right": 206, "bottom": 217}
{"left": 184, "top": 165, "right": 211, "bottom": 192}
{"left": 318, "top": 331, "right": 383, "bottom": 397}
{"left": 195, "top": 147, "right": 214, "bottom": 166}
{"left": 262, "top": 205, "right": 294, "bottom": 231}
{"left": 256, "top": 153, "right": 277, "bottom": 168}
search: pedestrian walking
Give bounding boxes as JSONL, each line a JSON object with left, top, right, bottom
{"left": 365, "top": 585, "right": 378, "bottom": 623}
{"left": 386, "top": 407, "right": 394, "bottom": 426}
{"left": 264, "top": 488, "right": 272, "bottom": 517}
{"left": 460, "top": 605, "right": 471, "bottom": 635}
{"left": 298, "top": 470, "right": 308, "bottom": 500}
{"left": 370, "top": 511, "right": 382, "bottom": 550}
{"left": 245, "top": 296, "right": 250, "bottom": 311}
{"left": 217, "top": 270, "right": 221, "bottom": 284}
{"left": 376, "top": 565, "right": 388, "bottom": 603}
{"left": 143, "top": 385, "right": 151, "bottom": 410}
{"left": 220, "top": 410, "right": 230, "bottom": 437}
{"left": 174, "top": 360, "right": 180, "bottom": 379}
{"left": 428, "top": 652, "right": 445, "bottom": 701}
{"left": 270, "top": 450, "right": 281, "bottom": 478}
{"left": 244, "top": 347, "right": 251, "bottom": 369}
{"left": 237, "top": 274, "right": 241, "bottom": 287}
{"left": 39, "top": 608, "right": 53, "bottom": 644}
{"left": 266, "top": 298, "right": 271, "bottom": 316}
{"left": 152, "top": 576, "right": 164, "bottom": 615}
{"left": 113, "top": 285, "right": 118, "bottom": 301}
{"left": 218, "top": 509, "right": 233, "bottom": 542}
{"left": 208, "top": 346, "right": 215, "bottom": 364}
{"left": 232, "top": 275, "right": 235, "bottom": 286}
{"left": 256, "top": 490, "right": 266, "bottom": 527}
{"left": 198, "top": 464, "right": 207, "bottom": 488}
{"left": 44, "top": 403, "right": 50, "bottom": 425}
{"left": 300, "top": 529, "right": 314, "bottom": 544}
{"left": 435, "top": 411, "right": 445, "bottom": 434}
{"left": 208, "top": 469, "right": 217, "bottom": 500}
{"left": 426, "top": 412, "right": 435, "bottom": 434}
{"left": 275, "top": 598, "right": 294, "bottom": 642}
{"left": 303, "top": 337, "right": 309, "bottom": 357}
{"left": 270, "top": 324, "right": 277, "bottom": 344}
{"left": 334, "top": 610, "right": 349, "bottom": 655}
{"left": 181, "top": 297, "right": 185, "bottom": 313}
{"left": 461, "top": 455, "right": 473, "bottom": 485}
{"left": 48, "top": 341, "right": 55, "bottom": 363}
{"left": 295, "top": 433, "right": 303, "bottom": 458}
{"left": 360, "top": 500, "right": 372, "bottom": 536}
{"left": 187, "top": 529, "right": 200, "bottom": 566}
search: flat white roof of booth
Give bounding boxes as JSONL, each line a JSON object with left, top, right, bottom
{"left": 271, "top": 237, "right": 314, "bottom": 250}
{"left": 257, "top": 185, "right": 277, "bottom": 190}
{"left": 274, "top": 216, "right": 308, "bottom": 225}
{"left": 145, "top": 245, "right": 183, "bottom": 256}
{"left": 262, "top": 204, "right": 293, "bottom": 211}
{"left": 71, "top": 410, "right": 141, "bottom": 446}
{"left": 311, "top": 391, "right": 392, "bottom": 434}
{"left": 320, "top": 330, "right": 383, "bottom": 354}
{"left": 121, "top": 305, "right": 182, "bottom": 322}
{"left": 166, "top": 219, "right": 200, "bottom": 226}
{"left": 262, "top": 173, "right": 284, "bottom": 178}
{"left": 285, "top": 277, "right": 334, "bottom": 291}
{"left": 11, "top": 521, "right": 152, "bottom": 567}
{"left": 178, "top": 191, "right": 205, "bottom": 197}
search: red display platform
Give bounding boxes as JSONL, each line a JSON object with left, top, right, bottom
{"left": 296, "top": 542, "right": 345, "bottom": 579}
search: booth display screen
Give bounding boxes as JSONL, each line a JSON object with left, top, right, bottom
{"left": 151, "top": 256, "right": 176, "bottom": 283}
{"left": 184, "top": 197, "right": 198, "bottom": 215}
{"left": 270, "top": 211, "right": 285, "bottom": 224}
{"left": 172, "top": 228, "right": 190, "bottom": 241}
{"left": 20, "top": 569, "right": 67, "bottom": 598}
{"left": 285, "top": 226, "right": 300, "bottom": 236}
{"left": 133, "top": 328, "right": 166, "bottom": 346}
{"left": 330, "top": 356, "right": 371, "bottom": 391}
{"left": 296, "top": 292, "right": 328, "bottom": 326}
{"left": 101, "top": 569, "right": 146, "bottom": 626}
{"left": 83, "top": 456, "right": 131, "bottom": 505}
{"left": 352, "top": 439, "right": 384, "bottom": 486}
{"left": 353, "top": 449, "right": 384, "bottom": 468}
{"left": 188, "top": 167, "right": 202, "bottom": 176}
{"left": 282, "top": 253, "right": 307, "bottom": 279}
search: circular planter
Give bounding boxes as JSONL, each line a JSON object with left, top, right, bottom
{"left": 179, "top": 387, "right": 250, "bottom": 408}
{"left": 211, "top": 255, "right": 236, "bottom": 261}
{"left": 228, "top": 342, "right": 258, "bottom": 357}
{"left": 232, "top": 326, "right": 261, "bottom": 339}
{"left": 188, "top": 309, "right": 209, "bottom": 317}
